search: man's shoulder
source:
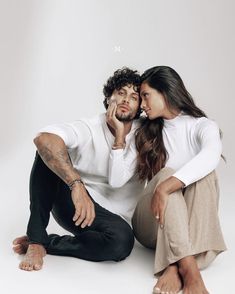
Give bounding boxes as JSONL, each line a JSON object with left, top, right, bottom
{"left": 78, "top": 113, "right": 105, "bottom": 128}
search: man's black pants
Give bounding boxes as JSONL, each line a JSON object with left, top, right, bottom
{"left": 26, "top": 153, "right": 135, "bottom": 262}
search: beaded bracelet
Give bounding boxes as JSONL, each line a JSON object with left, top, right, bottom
{"left": 68, "top": 178, "right": 84, "bottom": 190}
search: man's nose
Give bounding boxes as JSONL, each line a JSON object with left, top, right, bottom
{"left": 122, "top": 95, "right": 130, "bottom": 103}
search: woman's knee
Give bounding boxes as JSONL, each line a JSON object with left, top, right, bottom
{"left": 143, "top": 167, "right": 176, "bottom": 196}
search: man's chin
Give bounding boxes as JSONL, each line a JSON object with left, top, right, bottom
{"left": 116, "top": 113, "right": 134, "bottom": 122}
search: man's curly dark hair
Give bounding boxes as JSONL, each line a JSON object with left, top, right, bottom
{"left": 103, "top": 67, "right": 142, "bottom": 119}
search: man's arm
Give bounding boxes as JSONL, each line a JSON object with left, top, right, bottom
{"left": 34, "top": 132, "right": 95, "bottom": 228}
{"left": 34, "top": 133, "right": 79, "bottom": 184}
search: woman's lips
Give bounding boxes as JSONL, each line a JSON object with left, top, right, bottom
{"left": 145, "top": 109, "right": 151, "bottom": 115}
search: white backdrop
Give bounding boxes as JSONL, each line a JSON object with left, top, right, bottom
{"left": 0, "top": 1, "right": 234, "bottom": 293}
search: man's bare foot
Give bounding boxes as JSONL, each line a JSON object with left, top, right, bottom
{"left": 12, "top": 236, "right": 29, "bottom": 254}
{"left": 178, "top": 256, "right": 209, "bottom": 294}
{"left": 19, "top": 243, "right": 46, "bottom": 271}
{"left": 153, "top": 264, "right": 182, "bottom": 294}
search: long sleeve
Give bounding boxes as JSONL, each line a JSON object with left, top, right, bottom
{"left": 173, "top": 120, "right": 222, "bottom": 187}
{"left": 108, "top": 140, "right": 137, "bottom": 188}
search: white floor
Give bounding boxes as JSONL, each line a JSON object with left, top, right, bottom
{"left": 1, "top": 150, "right": 234, "bottom": 294}
{"left": 1, "top": 231, "right": 234, "bottom": 294}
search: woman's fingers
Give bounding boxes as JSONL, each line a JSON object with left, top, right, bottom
{"left": 159, "top": 207, "right": 164, "bottom": 228}
{"left": 152, "top": 200, "right": 165, "bottom": 228}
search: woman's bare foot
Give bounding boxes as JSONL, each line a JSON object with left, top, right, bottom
{"left": 19, "top": 244, "right": 46, "bottom": 271}
{"left": 12, "top": 236, "right": 29, "bottom": 254}
{"left": 153, "top": 264, "right": 182, "bottom": 294}
{"left": 178, "top": 256, "right": 209, "bottom": 294}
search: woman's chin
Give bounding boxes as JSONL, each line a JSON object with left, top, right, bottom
{"left": 147, "top": 114, "right": 155, "bottom": 120}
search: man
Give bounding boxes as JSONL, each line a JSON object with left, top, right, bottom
{"left": 12, "top": 67, "right": 145, "bottom": 271}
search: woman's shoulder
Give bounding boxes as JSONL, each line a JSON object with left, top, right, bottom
{"left": 195, "top": 116, "right": 219, "bottom": 129}
{"left": 182, "top": 114, "right": 218, "bottom": 129}
{"left": 191, "top": 116, "right": 220, "bottom": 139}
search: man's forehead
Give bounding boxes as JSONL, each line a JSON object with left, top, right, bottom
{"left": 118, "top": 84, "right": 139, "bottom": 93}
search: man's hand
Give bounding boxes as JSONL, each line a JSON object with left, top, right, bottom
{"left": 106, "top": 96, "right": 125, "bottom": 135}
{"left": 71, "top": 183, "right": 95, "bottom": 228}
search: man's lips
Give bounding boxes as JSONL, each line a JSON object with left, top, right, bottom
{"left": 118, "top": 104, "right": 130, "bottom": 111}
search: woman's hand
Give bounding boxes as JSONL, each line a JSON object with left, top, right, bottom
{"left": 151, "top": 176, "right": 185, "bottom": 228}
{"left": 151, "top": 184, "right": 170, "bottom": 228}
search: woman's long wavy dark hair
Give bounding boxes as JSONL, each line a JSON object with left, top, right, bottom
{"left": 136, "top": 66, "right": 208, "bottom": 181}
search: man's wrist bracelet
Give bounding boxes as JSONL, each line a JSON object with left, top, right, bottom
{"left": 68, "top": 178, "right": 84, "bottom": 190}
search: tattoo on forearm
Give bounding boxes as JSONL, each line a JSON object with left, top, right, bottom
{"left": 38, "top": 144, "right": 78, "bottom": 184}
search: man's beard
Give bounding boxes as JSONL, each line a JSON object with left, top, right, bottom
{"left": 115, "top": 111, "right": 134, "bottom": 122}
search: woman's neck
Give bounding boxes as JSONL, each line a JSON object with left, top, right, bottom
{"left": 162, "top": 108, "right": 181, "bottom": 120}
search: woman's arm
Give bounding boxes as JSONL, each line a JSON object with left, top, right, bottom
{"left": 151, "top": 119, "right": 222, "bottom": 226}
{"left": 173, "top": 119, "right": 222, "bottom": 187}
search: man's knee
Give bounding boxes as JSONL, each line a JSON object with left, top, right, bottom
{"left": 111, "top": 224, "right": 135, "bottom": 261}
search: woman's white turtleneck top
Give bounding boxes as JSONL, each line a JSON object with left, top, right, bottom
{"left": 162, "top": 113, "right": 222, "bottom": 186}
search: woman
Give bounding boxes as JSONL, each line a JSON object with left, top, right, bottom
{"left": 132, "top": 66, "right": 227, "bottom": 294}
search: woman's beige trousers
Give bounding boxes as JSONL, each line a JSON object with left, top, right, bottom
{"left": 132, "top": 167, "right": 227, "bottom": 275}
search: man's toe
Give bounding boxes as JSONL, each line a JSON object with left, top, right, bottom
{"left": 34, "top": 263, "right": 42, "bottom": 270}
{"left": 153, "top": 287, "right": 161, "bottom": 294}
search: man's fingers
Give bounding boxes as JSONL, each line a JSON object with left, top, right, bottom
{"left": 75, "top": 208, "right": 86, "bottom": 226}
{"left": 106, "top": 103, "right": 113, "bottom": 115}
{"left": 81, "top": 202, "right": 96, "bottom": 228}
{"left": 111, "top": 103, "right": 117, "bottom": 117}
{"left": 107, "top": 99, "right": 116, "bottom": 111}
{"left": 73, "top": 205, "right": 82, "bottom": 221}
{"left": 88, "top": 204, "right": 96, "bottom": 226}
{"left": 81, "top": 204, "right": 92, "bottom": 228}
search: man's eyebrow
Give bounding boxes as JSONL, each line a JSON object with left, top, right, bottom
{"left": 118, "top": 87, "right": 127, "bottom": 92}
{"left": 132, "top": 92, "right": 139, "bottom": 96}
